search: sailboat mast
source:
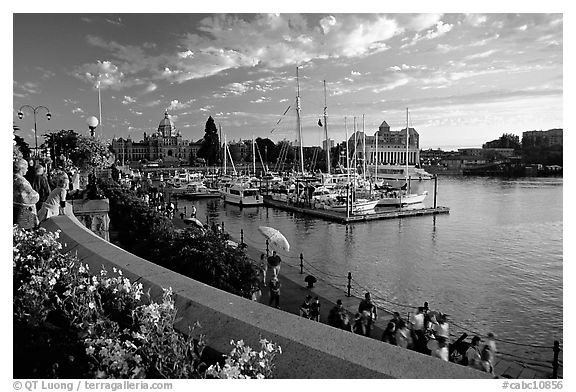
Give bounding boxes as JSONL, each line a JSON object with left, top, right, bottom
{"left": 224, "top": 134, "right": 227, "bottom": 175}
{"left": 353, "top": 117, "right": 357, "bottom": 179}
{"left": 252, "top": 135, "right": 256, "bottom": 177}
{"left": 296, "top": 66, "right": 305, "bottom": 175}
{"left": 362, "top": 114, "right": 366, "bottom": 183}
{"left": 323, "top": 80, "right": 330, "bottom": 175}
{"left": 406, "top": 107, "right": 409, "bottom": 184}
{"left": 375, "top": 119, "right": 379, "bottom": 183}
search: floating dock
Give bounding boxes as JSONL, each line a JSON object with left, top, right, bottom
{"left": 263, "top": 197, "right": 450, "bottom": 223}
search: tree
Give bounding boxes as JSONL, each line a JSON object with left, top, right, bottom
{"left": 44, "top": 130, "right": 80, "bottom": 166}
{"left": 13, "top": 134, "right": 31, "bottom": 159}
{"left": 197, "top": 116, "right": 220, "bottom": 166}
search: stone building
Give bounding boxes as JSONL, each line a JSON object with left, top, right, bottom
{"left": 111, "top": 111, "right": 202, "bottom": 165}
{"left": 348, "top": 120, "right": 420, "bottom": 165}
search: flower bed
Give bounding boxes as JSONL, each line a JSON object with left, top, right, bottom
{"left": 13, "top": 226, "right": 280, "bottom": 379}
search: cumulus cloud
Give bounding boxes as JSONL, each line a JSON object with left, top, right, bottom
{"left": 73, "top": 60, "right": 127, "bottom": 90}
{"left": 72, "top": 107, "right": 84, "bottom": 114}
{"left": 167, "top": 99, "right": 193, "bottom": 111}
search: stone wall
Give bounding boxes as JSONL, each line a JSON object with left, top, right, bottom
{"left": 40, "top": 215, "right": 489, "bottom": 379}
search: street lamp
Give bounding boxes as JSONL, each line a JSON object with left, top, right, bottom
{"left": 17, "top": 105, "right": 52, "bottom": 157}
{"left": 87, "top": 116, "right": 99, "bottom": 138}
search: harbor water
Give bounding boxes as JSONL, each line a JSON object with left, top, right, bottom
{"left": 175, "top": 176, "right": 563, "bottom": 364}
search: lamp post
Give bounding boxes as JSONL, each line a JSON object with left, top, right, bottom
{"left": 87, "top": 116, "right": 99, "bottom": 138}
{"left": 17, "top": 105, "right": 52, "bottom": 157}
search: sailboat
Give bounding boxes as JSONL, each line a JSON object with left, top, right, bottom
{"left": 219, "top": 135, "right": 263, "bottom": 207}
{"left": 376, "top": 108, "right": 428, "bottom": 207}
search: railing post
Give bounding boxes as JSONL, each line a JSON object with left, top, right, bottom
{"left": 221, "top": 221, "right": 225, "bottom": 232}
{"left": 347, "top": 272, "right": 352, "bottom": 297}
{"left": 240, "top": 229, "right": 244, "bottom": 247}
{"left": 300, "top": 253, "right": 303, "bottom": 274}
{"left": 553, "top": 340, "right": 560, "bottom": 378}
{"left": 266, "top": 239, "right": 269, "bottom": 257}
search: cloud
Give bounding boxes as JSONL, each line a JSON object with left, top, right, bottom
{"left": 404, "top": 14, "right": 443, "bottom": 31}
{"left": 72, "top": 107, "right": 84, "bottom": 114}
{"left": 122, "top": 96, "right": 136, "bottom": 105}
{"left": 105, "top": 17, "right": 123, "bottom": 26}
{"left": 463, "top": 49, "right": 498, "bottom": 61}
{"left": 73, "top": 60, "right": 128, "bottom": 90}
{"left": 167, "top": 99, "right": 194, "bottom": 111}
{"left": 464, "top": 14, "right": 488, "bottom": 27}
{"left": 402, "top": 20, "right": 453, "bottom": 47}
{"left": 144, "top": 83, "right": 157, "bottom": 93}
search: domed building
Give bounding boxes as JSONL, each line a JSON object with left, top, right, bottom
{"left": 111, "top": 111, "right": 203, "bottom": 166}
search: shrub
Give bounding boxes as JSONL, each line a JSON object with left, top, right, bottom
{"left": 98, "top": 180, "right": 260, "bottom": 298}
{"left": 13, "top": 226, "right": 280, "bottom": 379}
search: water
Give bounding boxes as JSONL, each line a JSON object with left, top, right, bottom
{"left": 176, "top": 176, "right": 563, "bottom": 364}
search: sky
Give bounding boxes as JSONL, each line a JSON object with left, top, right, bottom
{"left": 12, "top": 11, "right": 563, "bottom": 151}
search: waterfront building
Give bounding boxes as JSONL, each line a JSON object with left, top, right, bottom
{"left": 522, "top": 128, "right": 563, "bottom": 148}
{"left": 110, "top": 111, "right": 202, "bottom": 166}
{"left": 348, "top": 120, "right": 420, "bottom": 165}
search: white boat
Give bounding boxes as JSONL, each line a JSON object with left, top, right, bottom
{"left": 376, "top": 189, "right": 428, "bottom": 206}
{"left": 220, "top": 181, "right": 264, "bottom": 206}
{"left": 323, "top": 197, "right": 378, "bottom": 213}
{"left": 172, "top": 182, "right": 220, "bottom": 199}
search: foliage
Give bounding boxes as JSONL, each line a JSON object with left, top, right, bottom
{"left": 13, "top": 225, "right": 280, "bottom": 379}
{"left": 13, "top": 134, "right": 31, "bottom": 159}
{"left": 70, "top": 135, "right": 112, "bottom": 172}
{"left": 44, "top": 129, "right": 80, "bottom": 167}
{"left": 98, "top": 180, "right": 260, "bottom": 298}
{"left": 206, "top": 339, "right": 282, "bottom": 379}
{"left": 197, "top": 116, "right": 220, "bottom": 166}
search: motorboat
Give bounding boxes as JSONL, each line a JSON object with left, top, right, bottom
{"left": 220, "top": 181, "right": 264, "bottom": 206}
{"left": 171, "top": 182, "right": 220, "bottom": 199}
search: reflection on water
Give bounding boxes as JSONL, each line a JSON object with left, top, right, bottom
{"left": 179, "top": 176, "right": 562, "bottom": 362}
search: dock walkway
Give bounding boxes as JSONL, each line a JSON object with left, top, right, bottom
{"left": 263, "top": 197, "right": 450, "bottom": 223}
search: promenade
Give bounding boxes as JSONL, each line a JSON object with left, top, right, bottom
{"left": 171, "top": 215, "right": 559, "bottom": 379}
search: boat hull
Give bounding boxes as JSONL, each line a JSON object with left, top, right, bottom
{"left": 376, "top": 191, "right": 428, "bottom": 206}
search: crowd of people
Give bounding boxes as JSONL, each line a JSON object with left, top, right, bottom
{"left": 13, "top": 158, "right": 73, "bottom": 229}
{"left": 322, "top": 293, "right": 497, "bottom": 374}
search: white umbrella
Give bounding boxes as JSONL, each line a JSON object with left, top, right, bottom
{"left": 258, "top": 226, "right": 290, "bottom": 252}
{"left": 184, "top": 217, "right": 204, "bottom": 228}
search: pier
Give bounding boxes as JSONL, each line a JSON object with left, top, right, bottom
{"left": 263, "top": 196, "right": 450, "bottom": 223}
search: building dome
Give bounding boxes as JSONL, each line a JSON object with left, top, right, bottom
{"left": 158, "top": 110, "right": 176, "bottom": 137}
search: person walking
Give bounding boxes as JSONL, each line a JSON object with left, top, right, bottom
{"left": 464, "top": 336, "right": 482, "bottom": 368}
{"left": 328, "top": 299, "right": 346, "bottom": 329}
{"left": 13, "top": 158, "right": 40, "bottom": 229}
{"left": 38, "top": 173, "right": 69, "bottom": 223}
{"left": 267, "top": 250, "right": 282, "bottom": 279}
{"left": 358, "top": 292, "right": 378, "bottom": 337}
{"left": 30, "top": 164, "right": 51, "bottom": 212}
{"left": 258, "top": 253, "right": 267, "bottom": 284}
{"left": 411, "top": 307, "right": 427, "bottom": 353}
{"left": 395, "top": 319, "right": 413, "bottom": 349}
{"left": 299, "top": 295, "right": 312, "bottom": 319}
{"left": 268, "top": 277, "right": 281, "bottom": 309}
{"left": 310, "top": 297, "right": 321, "bottom": 322}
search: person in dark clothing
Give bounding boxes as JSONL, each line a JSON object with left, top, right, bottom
{"left": 358, "top": 292, "right": 378, "bottom": 337}
{"left": 328, "top": 299, "right": 346, "bottom": 329}
{"left": 310, "top": 297, "right": 321, "bottom": 322}
{"left": 300, "top": 294, "right": 312, "bottom": 318}
{"left": 30, "top": 164, "right": 51, "bottom": 212}
{"left": 268, "top": 277, "right": 281, "bottom": 308}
